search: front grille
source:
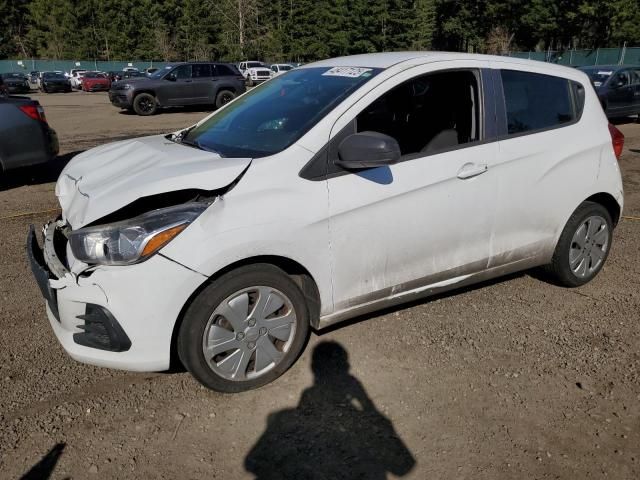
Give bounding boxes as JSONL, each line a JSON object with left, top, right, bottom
{"left": 74, "top": 304, "right": 132, "bottom": 352}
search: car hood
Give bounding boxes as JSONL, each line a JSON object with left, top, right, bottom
{"left": 55, "top": 134, "right": 252, "bottom": 229}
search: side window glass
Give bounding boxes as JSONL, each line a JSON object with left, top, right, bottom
{"left": 214, "top": 65, "right": 234, "bottom": 76}
{"left": 613, "top": 71, "right": 629, "bottom": 86}
{"left": 501, "top": 70, "right": 574, "bottom": 135}
{"left": 355, "top": 70, "right": 480, "bottom": 156}
{"left": 173, "top": 65, "right": 192, "bottom": 79}
{"left": 192, "top": 64, "right": 212, "bottom": 78}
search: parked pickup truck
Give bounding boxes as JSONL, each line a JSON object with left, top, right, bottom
{"left": 238, "top": 61, "right": 272, "bottom": 86}
{"left": 0, "top": 96, "right": 58, "bottom": 174}
{"left": 108, "top": 62, "right": 246, "bottom": 115}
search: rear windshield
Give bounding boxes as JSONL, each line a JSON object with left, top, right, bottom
{"left": 183, "top": 66, "right": 381, "bottom": 158}
{"left": 1, "top": 73, "right": 26, "bottom": 79}
{"left": 43, "top": 72, "right": 66, "bottom": 79}
{"left": 84, "top": 72, "right": 105, "bottom": 78}
{"left": 582, "top": 69, "right": 614, "bottom": 87}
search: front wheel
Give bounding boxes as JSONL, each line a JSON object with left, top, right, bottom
{"left": 178, "top": 264, "right": 310, "bottom": 392}
{"left": 545, "top": 201, "right": 613, "bottom": 287}
{"left": 133, "top": 92, "right": 157, "bottom": 116}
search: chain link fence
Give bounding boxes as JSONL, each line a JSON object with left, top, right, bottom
{"left": 0, "top": 59, "right": 171, "bottom": 74}
{"left": 506, "top": 47, "right": 640, "bottom": 66}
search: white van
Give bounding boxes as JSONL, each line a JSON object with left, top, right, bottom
{"left": 29, "top": 52, "right": 624, "bottom": 392}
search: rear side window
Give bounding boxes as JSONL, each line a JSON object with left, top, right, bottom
{"left": 501, "top": 70, "right": 575, "bottom": 135}
{"left": 214, "top": 65, "right": 235, "bottom": 76}
{"left": 192, "top": 64, "right": 212, "bottom": 78}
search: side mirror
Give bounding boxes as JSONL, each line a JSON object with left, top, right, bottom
{"left": 336, "top": 131, "right": 401, "bottom": 169}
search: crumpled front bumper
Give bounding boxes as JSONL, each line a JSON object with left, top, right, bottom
{"left": 26, "top": 221, "right": 207, "bottom": 372}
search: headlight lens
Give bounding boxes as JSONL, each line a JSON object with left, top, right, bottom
{"left": 69, "top": 202, "right": 209, "bottom": 266}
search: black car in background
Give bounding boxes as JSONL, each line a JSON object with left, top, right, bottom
{"left": 0, "top": 96, "right": 58, "bottom": 174}
{"left": 0, "top": 73, "right": 31, "bottom": 94}
{"left": 109, "top": 62, "right": 246, "bottom": 115}
{"left": 579, "top": 65, "right": 640, "bottom": 118}
{"left": 40, "top": 72, "right": 72, "bottom": 93}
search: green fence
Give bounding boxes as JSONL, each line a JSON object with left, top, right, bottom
{"left": 0, "top": 59, "right": 171, "bottom": 74}
{"left": 506, "top": 47, "right": 640, "bottom": 66}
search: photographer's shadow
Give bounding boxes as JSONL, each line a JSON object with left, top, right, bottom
{"left": 245, "top": 341, "right": 416, "bottom": 479}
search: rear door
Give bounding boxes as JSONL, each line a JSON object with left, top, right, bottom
{"left": 490, "top": 65, "right": 598, "bottom": 268}
{"left": 191, "top": 64, "right": 215, "bottom": 103}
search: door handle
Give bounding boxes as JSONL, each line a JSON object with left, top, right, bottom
{"left": 457, "top": 162, "right": 488, "bottom": 179}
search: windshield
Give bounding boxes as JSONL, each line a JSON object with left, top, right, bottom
{"left": 44, "top": 72, "right": 66, "bottom": 79}
{"left": 85, "top": 72, "right": 104, "bottom": 78}
{"left": 583, "top": 68, "right": 614, "bottom": 87}
{"left": 151, "top": 66, "right": 173, "bottom": 79}
{"left": 183, "top": 66, "right": 381, "bottom": 158}
{"left": 247, "top": 62, "right": 264, "bottom": 69}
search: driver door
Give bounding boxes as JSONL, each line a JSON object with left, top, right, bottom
{"left": 160, "top": 64, "right": 195, "bottom": 105}
{"left": 325, "top": 62, "right": 499, "bottom": 313}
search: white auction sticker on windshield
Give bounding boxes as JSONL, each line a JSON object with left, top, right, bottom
{"left": 323, "top": 67, "right": 373, "bottom": 78}
{"left": 597, "top": 71, "right": 613, "bottom": 75}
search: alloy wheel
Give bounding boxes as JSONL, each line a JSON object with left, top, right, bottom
{"left": 202, "top": 286, "right": 297, "bottom": 381}
{"left": 569, "top": 215, "right": 609, "bottom": 278}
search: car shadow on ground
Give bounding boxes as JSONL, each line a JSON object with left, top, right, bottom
{"left": 244, "top": 341, "right": 416, "bottom": 480}
{"left": 19, "top": 442, "right": 68, "bottom": 480}
{"left": 0, "top": 151, "right": 83, "bottom": 193}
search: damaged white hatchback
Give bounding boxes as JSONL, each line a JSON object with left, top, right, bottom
{"left": 28, "top": 52, "right": 624, "bottom": 392}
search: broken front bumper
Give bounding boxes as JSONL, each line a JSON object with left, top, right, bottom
{"left": 26, "top": 222, "right": 207, "bottom": 372}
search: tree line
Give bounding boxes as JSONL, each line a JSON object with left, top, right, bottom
{"left": 1, "top": 0, "right": 639, "bottom": 62}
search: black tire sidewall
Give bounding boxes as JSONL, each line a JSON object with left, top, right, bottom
{"left": 178, "top": 264, "right": 310, "bottom": 393}
{"left": 551, "top": 202, "right": 613, "bottom": 287}
{"left": 133, "top": 93, "right": 157, "bottom": 116}
{"left": 215, "top": 90, "right": 235, "bottom": 109}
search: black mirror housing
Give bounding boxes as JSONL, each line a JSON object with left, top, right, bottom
{"left": 336, "top": 131, "right": 401, "bottom": 169}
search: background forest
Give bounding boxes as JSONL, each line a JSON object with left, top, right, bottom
{"left": 1, "top": 0, "right": 639, "bottom": 62}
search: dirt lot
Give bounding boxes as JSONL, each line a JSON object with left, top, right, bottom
{"left": 1, "top": 91, "right": 639, "bottom": 479}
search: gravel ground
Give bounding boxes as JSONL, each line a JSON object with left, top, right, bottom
{"left": 0, "top": 91, "right": 639, "bottom": 479}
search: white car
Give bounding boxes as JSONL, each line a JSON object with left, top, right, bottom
{"left": 238, "top": 61, "right": 272, "bottom": 86}
{"left": 270, "top": 63, "right": 294, "bottom": 77}
{"left": 68, "top": 69, "right": 87, "bottom": 89}
{"left": 29, "top": 52, "right": 624, "bottom": 393}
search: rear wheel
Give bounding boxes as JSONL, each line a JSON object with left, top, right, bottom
{"left": 545, "top": 201, "right": 613, "bottom": 287}
{"left": 215, "top": 90, "right": 235, "bottom": 109}
{"left": 178, "top": 264, "right": 310, "bottom": 392}
{"left": 133, "top": 93, "right": 157, "bottom": 116}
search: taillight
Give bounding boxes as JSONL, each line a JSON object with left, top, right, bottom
{"left": 608, "top": 124, "right": 624, "bottom": 160}
{"left": 19, "top": 104, "right": 47, "bottom": 123}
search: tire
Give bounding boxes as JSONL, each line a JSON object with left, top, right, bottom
{"left": 132, "top": 92, "right": 157, "bottom": 116}
{"left": 178, "top": 264, "right": 310, "bottom": 393}
{"left": 215, "top": 90, "right": 236, "bottom": 109}
{"left": 545, "top": 201, "right": 613, "bottom": 287}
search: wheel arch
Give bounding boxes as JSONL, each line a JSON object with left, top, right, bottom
{"left": 585, "top": 192, "right": 621, "bottom": 227}
{"left": 169, "top": 255, "right": 322, "bottom": 370}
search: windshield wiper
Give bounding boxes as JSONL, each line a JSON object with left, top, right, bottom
{"left": 179, "top": 137, "right": 224, "bottom": 157}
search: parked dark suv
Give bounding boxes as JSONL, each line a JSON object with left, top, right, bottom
{"left": 578, "top": 65, "right": 640, "bottom": 118}
{"left": 109, "top": 62, "right": 246, "bottom": 115}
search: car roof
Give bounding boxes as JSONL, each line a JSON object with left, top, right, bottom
{"left": 304, "top": 51, "right": 586, "bottom": 75}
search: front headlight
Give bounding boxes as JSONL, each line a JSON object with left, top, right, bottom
{"left": 69, "top": 203, "right": 209, "bottom": 266}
